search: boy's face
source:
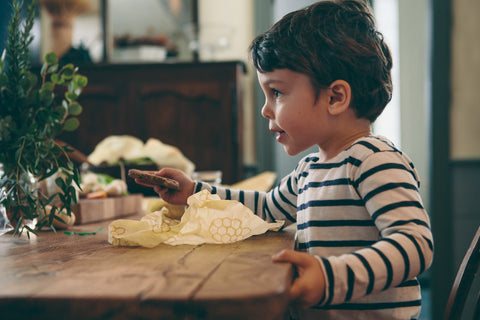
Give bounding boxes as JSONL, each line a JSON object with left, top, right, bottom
{"left": 257, "top": 68, "right": 333, "bottom": 156}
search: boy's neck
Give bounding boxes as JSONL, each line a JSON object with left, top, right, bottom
{"left": 318, "top": 118, "right": 371, "bottom": 161}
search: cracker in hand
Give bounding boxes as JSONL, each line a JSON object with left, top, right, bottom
{"left": 128, "top": 169, "right": 180, "bottom": 191}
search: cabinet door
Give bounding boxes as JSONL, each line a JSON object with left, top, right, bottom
{"left": 137, "top": 80, "right": 239, "bottom": 183}
{"left": 60, "top": 82, "right": 132, "bottom": 155}
{"left": 58, "top": 62, "right": 243, "bottom": 184}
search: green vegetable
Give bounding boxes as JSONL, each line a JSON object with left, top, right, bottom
{"left": 97, "top": 174, "right": 115, "bottom": 185}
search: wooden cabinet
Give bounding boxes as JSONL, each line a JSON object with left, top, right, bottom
{"left": 59, "top": 62, "right": 245, "bottom": 184}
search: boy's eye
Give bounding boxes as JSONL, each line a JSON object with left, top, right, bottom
{"left": 272, "top": 88, "right": 282, "bottom": 98}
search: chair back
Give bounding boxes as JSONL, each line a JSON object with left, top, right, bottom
{"left": 443, "top": 226, "right": 480, "bottom": 320}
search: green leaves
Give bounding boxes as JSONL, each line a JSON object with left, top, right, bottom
{"left": 74, "top": 74, "right": 88, "bottom": 87}
{"left": 65, "top": 92, "right": 78, "bottom": 101}
{"left": 44, "top": 52, "right": 58, "bottom": 65}
{"left": 0, "top": 73, "right": 7, "bottom": 87}
{"left": 68, "top": 102, "right": 83, "bottom": 116}
{"left": 50, "top": 73, "right": 62, "bottom": 84}
{"left": 0, "top": 0, "right": 88, "bottom": 236}
{"left": 62, "top": 64, "right": 75, "bottom": 79}
{"left": 63, "top": 118, "right": 80, "bottom": 131}
{"left": 39, "top": 51, "right": 88, "bottom": 135}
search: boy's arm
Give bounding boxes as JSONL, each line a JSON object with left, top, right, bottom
{"left": 195, "top": 173, "right": 298, "bottom": 225}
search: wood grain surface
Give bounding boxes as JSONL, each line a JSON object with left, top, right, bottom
{"left": 0, "top": 215, "right": 295, "bottom": 320}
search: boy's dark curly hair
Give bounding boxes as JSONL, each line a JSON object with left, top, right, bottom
{"left": 249, "top": 0, "right": 393, "bottom": 122}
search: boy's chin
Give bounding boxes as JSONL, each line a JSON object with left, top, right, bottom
{"left": 285, "top": 150, "right": 300, "bottom": 156}
{"left": 282, "top": 144, "right": 318, "bottom": 156}
{"left": 282, "top": 145, "right": 304, "bottom": 156}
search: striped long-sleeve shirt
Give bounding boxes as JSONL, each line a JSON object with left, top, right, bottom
{"left": 195, "top": 135, "right": 433, "bottom": 320}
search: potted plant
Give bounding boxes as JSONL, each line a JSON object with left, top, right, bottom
{"left": 0, "top": 0, "right": 88, "bottom": 235}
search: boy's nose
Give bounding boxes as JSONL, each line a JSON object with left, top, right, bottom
{"left": 261, "top": 102, "right": 273, "bottom": 119}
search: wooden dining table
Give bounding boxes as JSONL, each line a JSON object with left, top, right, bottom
{"left": 0, "top": 214, "right": 295, "bottom": 320}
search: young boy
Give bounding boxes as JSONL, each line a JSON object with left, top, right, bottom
{"left": 139, "top": 1, "right": 433, "bottom": 319}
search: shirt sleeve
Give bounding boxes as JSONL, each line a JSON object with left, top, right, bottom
{"left": 194, "top": 170, "right": 299, "bottom": 226}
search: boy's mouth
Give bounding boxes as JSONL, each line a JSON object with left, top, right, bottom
{"left": 270, "top": 128, "right": 286, "bottom": 142}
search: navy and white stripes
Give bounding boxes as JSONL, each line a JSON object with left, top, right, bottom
{"left": 196, "top": 136, "right": 433, "bottom": 319}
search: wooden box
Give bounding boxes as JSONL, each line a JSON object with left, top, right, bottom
{"left": 75, "top": 194, "right": 143, "bottom": 225}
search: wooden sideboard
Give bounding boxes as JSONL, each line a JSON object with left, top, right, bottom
{"left": 57, "top": 61, "right": 245, "bottom": 184}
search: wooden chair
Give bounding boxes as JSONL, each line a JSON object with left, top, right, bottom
{"left": 443, "top": 226, "right": 480, "bottom": 320}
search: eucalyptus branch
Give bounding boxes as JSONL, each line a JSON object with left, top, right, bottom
{"left": 54, "top": 139, "right": 72, "bottom": 164}
{"left": 15, "top": 136, "right": 26, "bottom": 178}
{"left": 1, "top": 0, "right": 88, "bottom": 236}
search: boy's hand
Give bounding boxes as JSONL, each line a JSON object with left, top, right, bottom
{"left": 135, "top": 168, "right": 195, "bottom": 205}
{"left": 273, "top": 249, "right": 326, "bottom": 309}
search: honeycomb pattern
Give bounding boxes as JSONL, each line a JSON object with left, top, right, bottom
{"left": 110, "top": 225, "right": 126, "bottom": 235}
{"left": 209, "top": 217, "right": 251, "bottom": 243}
{"left": 153, "top": 224, "right": 171, "bottom": 233}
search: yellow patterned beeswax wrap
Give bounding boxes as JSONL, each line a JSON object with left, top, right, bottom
{"left": 108, "top": 207, "right": 182, "bottom": 248}
{"left": 108, "top": 190, "right": 284, "bottom": 247}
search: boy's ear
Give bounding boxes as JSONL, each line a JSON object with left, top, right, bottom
{"left": 327, "top": 80, "right": 351, "bottom": 116}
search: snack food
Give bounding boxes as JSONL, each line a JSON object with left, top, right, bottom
{"left": 128, "top": 169, "right": 180, "bottom": 190}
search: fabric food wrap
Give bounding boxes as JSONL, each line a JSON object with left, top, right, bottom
{"left": 108, "top": 190, "right": 284, "bottom": 247}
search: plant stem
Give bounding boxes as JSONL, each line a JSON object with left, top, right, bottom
{"left": 15, "top": 136, "right": 27, "bottom": 206}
